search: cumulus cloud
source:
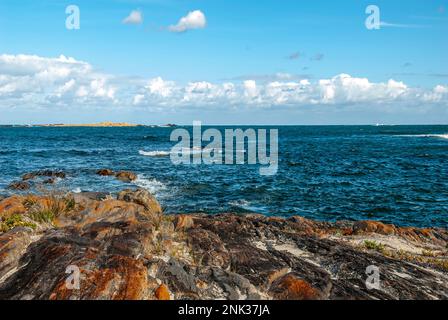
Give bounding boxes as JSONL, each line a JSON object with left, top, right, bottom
{"left": 243, "top": 80, "right": 258, "bottom": 98}
{"left": 1, "top": 54, "right": 447, "bottom": 116}
{"left": 122, "top": 10, "right": 143, "bottom": 25}
{"left": 146, "top": 77, "right": 175, "bottom": 97}
{"left": 0, "top": 54, "right": 116, "bottom": 108}
{"left": 168, "top": 10, "right": 206, "bottom": 33}
{"left": 422, "top": 85, "right": 448, "bottom": 102}
{"left": 132, "top": 73, "right": 446, "bottom": 111}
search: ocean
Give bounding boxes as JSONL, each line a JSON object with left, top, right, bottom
{"left": 0, "top": 125, "right": 447, "bottom": 228}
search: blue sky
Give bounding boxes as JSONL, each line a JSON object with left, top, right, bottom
{"left": 0, "top": 0, "right": 447, "bottom": 124}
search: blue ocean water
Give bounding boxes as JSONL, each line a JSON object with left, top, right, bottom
{"left": 0, "top": 125, "right": 447, "bottom": 228}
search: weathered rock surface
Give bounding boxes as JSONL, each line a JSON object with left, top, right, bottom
{"left": 0, "top": 190, "right": 447, "bottom": 300}
{"left": 115, "top": 171, "right": 137, "bottom": 182}
{"left": 8, "top": 181, "right": 31, "bottom": 191}
{"left": 96, "top": 169, "right": 115, "bottom": 176}
{"left": 22, "top": 170, "right": 66, "bottom": 181}
{"left": 117, "top": 189, "right": 162, "bottom": 214}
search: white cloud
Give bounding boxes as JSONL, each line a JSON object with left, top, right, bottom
{"left": 243, "top": 80, "right": 258, "bottom": 98}
{"left": 422, "top": 85, "right": 448, "bottom": 102}
{"left": 168, "top": 10, "right": 206, "bottom": 33}
{"left": 132, "top": 94, "right": 145, "bottom": 105}
{"left": 122, "top": 10, "right": 143, "bottom": 25}
{"left": 380, "top": 21, "right": 424, "bottom": 28}
{"left": 0, "top": 54, "right": 116, "bottom": 108}
{"left": 1, "top": 54, "right": 447, "bottom": 117}
{"left": 146, "top": 77, "right": 175, "bottom": 97}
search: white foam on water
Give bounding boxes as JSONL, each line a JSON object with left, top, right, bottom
{"left": 133, "top": 174, "right": 167, "bottom": 195}
{"left": 139, "top": 148, "right": 248, "bottom": 158}
{"left": 398, "top": 134, "right": 448, "bottom": 140}
{"left": 139, "top": 150, "right": 170, "bottom": 157}
{"left": 72, "top": 187, "right": 82, "bottom": 193}
{"left": 428, "top": 134, "right": 448, "bottom": 139}
{"left": 229, "top": 199, "right": 252, "bottom": 207}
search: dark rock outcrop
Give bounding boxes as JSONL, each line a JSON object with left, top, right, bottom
{"left": 115, "top": 171, "right": 137, "bottom": 182}
{"left": 22, "top": 170, "right": 66, "bottom": 181}
{"left": 96, "top": 169, "right": 115, "bottom": 176}
{"left": 0, "top": 189, "right": 447, "bottom": 300}
{"left": 8, "top": 181, "right": 31, "bottom": 190}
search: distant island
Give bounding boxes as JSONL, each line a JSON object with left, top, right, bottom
{"left": 37, "top": 122, "right": 140, "bottom": 127}
{"left": 0, "top": 122, "right": 179, "bottom": 128}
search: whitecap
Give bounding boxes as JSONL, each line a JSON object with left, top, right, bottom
{"left": 229, "top": 199, "right": 252, "bottom": 207}
{"left": 398, "top": 134, "right": 448, "bottom": 140}
{"left": 139, "top": 150, "right": 170, "bottom": 157}
{"left": 133, "top": 174, "right": 167, "bottom": 195}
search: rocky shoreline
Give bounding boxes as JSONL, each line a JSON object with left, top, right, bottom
{"left": 0, "top": 183, "right": 447, "bottom": 300}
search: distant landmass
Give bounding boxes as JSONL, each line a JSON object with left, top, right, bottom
{"left": 37, "top": 122, "right": 139, "bottom": 127}
{"left": 0, "top": 122, "right": 179, "bottom": 128}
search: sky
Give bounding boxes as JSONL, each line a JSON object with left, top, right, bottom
{"left": 0, "top": 0, "right": 447, "bottom": 125}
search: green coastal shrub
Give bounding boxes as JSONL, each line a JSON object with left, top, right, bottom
{"left": 0, "top": 214, "right": 37, "bottom": 232}
{"left": 28, "top": 194, "right": 76, "bottom": 225}
{"left": 364, "top": 240, "right": 385, "bottom": 253}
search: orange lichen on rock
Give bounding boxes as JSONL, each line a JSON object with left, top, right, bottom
{"left": 0, "top": 196, "right": 27, "bottom": 217}
{"left": 50, "top": 256, "right": 150, "bottom": 300}
{"left": 117, "top": 189, "right": 162, "bottom": 215}
{"left": 395, "top": 226, "right": 437, "bottom": 243}
{"left": 288, "top": 216, "right": 320, "bottom": 235}
{"left": 154, "top": 284, "right": 171, "bottom": 300}
{"left": 174, "top": 215, "right": 194, "bottom": 231}
{"left": 64, "top": 199, "right": 144, "bottom": 228}
{"left": 115, "top": 171, "right": 137, "bottom": 182}
{"left": 269, "top": 274, "right": 321, "bottom": 300}
{"left": 353, "top": 220, "right": 396, "bottom": 235}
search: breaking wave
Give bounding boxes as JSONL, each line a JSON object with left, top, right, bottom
{"left": 133, "top": 174, "right": 167, "bottom": 195}
{"left": 398, "top": 134, "right": 448, "bottom": 140}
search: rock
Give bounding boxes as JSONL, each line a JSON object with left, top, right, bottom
{"left": 8, "top": 181, "right": 31, "bottom": 191}
{"left": 22, "top": 170, "right": 66, "bottom": 181}
{"left": 0, "top": 191, "right": 447, "bottom": 300}
{"left": 187, "top": 228, "right": 231, "bottom": 268}
{"left": 0, "top": 197, "right": 27, "bottom": 217}
{"left": 43, "top": 178, "right": 56, "bottom": 185}
{"left": 117, "top": 189, "right": 162, "bottom": 214}
{"left": 74, "top": 192, "right": 111, "bottom": 201}
{"left": 96, "top": 169, "right": 115, "bottom": 176}
{"left": 115, "top": 171, "right": 137, "bottom": 182}
{"left": 353, "top": 220, "right": 396, "bottom": 235}
{"left": 0, "top": 198, "right": 156, "bottom": 299}
{"left": 154, "top": 284, "right": 171, "bottom": 300}
{"left": 21, "top": 173, "right": 36, "bottom": 181}
{"left": 269, "top": 274, "right": 322, "bottom": 300}
{"left": 174, "top": 215, "right": 194, "bottom": 231}
{"left": 0, "top": 228, "right": 34, "bottom": 281}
